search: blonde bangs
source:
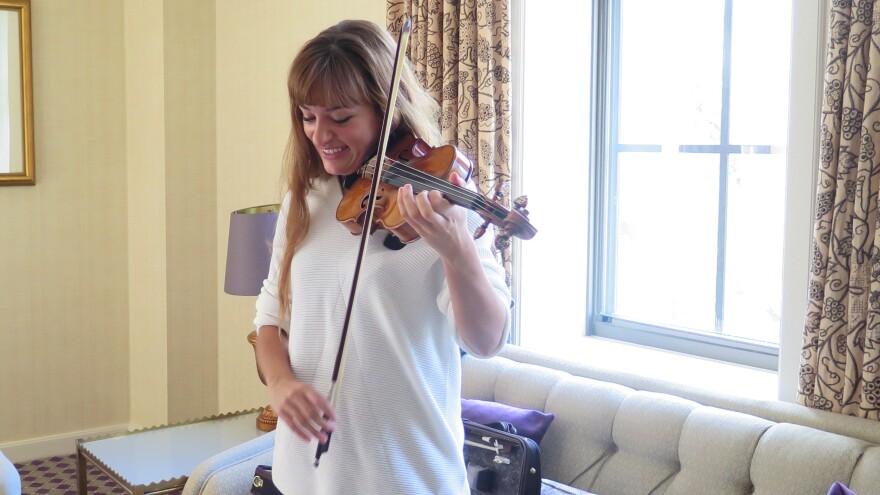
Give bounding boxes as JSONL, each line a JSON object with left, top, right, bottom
{"left": 290, "top": 51, "right": 377, "bottom": 109}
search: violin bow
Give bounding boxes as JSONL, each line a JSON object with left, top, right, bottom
{"left": 314, "top": 15, "right": 412, "bottom": 468}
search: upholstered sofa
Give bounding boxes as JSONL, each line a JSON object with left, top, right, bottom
{"left": 182, "top": 345, "right": 880, "bottom": 495}
{"left": 0, "top": 450, "right": 21, "bottom": 495}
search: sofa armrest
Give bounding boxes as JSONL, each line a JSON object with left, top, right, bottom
{"left": 0, "top": 450, "right": 21, "bottom": 495}
{"left": 182, "top": 431, "right": 275, "bottom": 495}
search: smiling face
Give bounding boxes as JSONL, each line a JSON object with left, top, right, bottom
{"left": 299, "top": 103, "right": 381, "bottom": 177}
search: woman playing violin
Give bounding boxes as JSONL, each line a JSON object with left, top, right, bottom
{"left": 253, "top": 19, "right": 511, "bottom": 494}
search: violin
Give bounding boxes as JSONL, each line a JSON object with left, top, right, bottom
{"left": 335, "top": 131, "right": 537, "bottom": 248}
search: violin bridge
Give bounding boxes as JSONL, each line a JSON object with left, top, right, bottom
{"left": 359, "top": 157, "right": 378, "bottom": 178}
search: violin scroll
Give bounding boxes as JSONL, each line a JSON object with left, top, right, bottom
{"left": 473, "top": 185, "right": 536, "bottom": 250}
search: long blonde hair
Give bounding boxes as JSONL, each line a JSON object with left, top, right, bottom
{"left": 277, "top": 20, "right": 440, "bottom": 325}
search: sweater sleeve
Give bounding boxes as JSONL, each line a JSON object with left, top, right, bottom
{"left": 254, "top": 191, "right": 292, "bottom": 334}
{"left": 437, "top": 209, "right": 511, "bottom": 358}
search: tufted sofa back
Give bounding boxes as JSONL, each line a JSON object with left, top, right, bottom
{"left": 461, "top": 350, "right": 880, "bottom": 495}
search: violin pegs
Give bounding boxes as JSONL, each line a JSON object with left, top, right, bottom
{"left": 513, "top": 195, "right": 530, "bottom": 217}
{"left": 494, "top": 235, "right": 511, "bottom": 251}
{"left": 474, "top": 219, "right": 492, "bottom": 240}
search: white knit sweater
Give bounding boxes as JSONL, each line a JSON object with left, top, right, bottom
{"left": 254, "top": 177, "right": 510, "bottom": 495}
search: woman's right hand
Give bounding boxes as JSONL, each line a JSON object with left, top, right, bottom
{"left": 268, "top": 376, "right": 337, "bottom": 444}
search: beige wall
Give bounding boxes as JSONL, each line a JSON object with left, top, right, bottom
{"left": 164, "top": 0, "right": 220, "bottom": 425}
{"left": 0, "top": 0, "right": 130, "bottom": 443}
{"left": 0, "top": 0, "right": 382, "bottom": 450}
{"left": 125, "top": 0, "right": 169, "bottom": 429}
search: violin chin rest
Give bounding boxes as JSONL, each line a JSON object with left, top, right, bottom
{"left": 383, "top": 233, "right": 407, "bottom": 251}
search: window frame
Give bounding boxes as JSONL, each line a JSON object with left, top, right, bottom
{"left": 590, "top": 0, "right": 786, "bottom": 370}
{"left": 509, "top": 0, "right": 823, "bottom": 380}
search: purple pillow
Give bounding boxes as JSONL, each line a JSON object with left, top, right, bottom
{"left": 827, "top": 482, "right": 857, "bottom": 495}
{"left": 461, "top": 398, "right": 555, "bottom": 444}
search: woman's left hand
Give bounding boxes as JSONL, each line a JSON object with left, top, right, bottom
{"left": 396, "top": 172, "right": 473, "bottom": 260}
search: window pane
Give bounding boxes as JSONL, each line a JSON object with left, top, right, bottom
{"left": 722, "top": 153, "right": 784, "bottom": 343}
{"left": 729, "top": 0, "right": 792, "bottom": 146}
{"left": 611, "top": 152, "right": 718, "bottom": 332}
{"left": 618, "top": 0, "right": 724, "bottom": 145}
{"left": 517, "top": 0, "right": 592, "bottom": 348}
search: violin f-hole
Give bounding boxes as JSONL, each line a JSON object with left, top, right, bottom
{"left": 359, "top": 189, "right": 385, "bottom": 210}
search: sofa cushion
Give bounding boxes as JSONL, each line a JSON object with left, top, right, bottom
{"left": 751, "top": 423, "right": 869, "bottom": 495}
{"left": 493, "top": 361, "right": 571, "bottom": 412}
{"left": 461, "top": 352, "right": 515, "bottom": 400}
{"left": 461, "top": 398, "right": 555, "bottom": 444}
{"left": 850, "top": 445, "right": 880, "bottom": 494}
{"left": 540, "top": 376, "right": 632, "bottom": 491}
{"left": 665, "top": 407, "right": 773, "bottom": 495}
{"left": 590, "top": 391, "right": 698, "bottom": 495}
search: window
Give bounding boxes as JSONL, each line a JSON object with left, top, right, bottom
{"left": 514, "top": 0, "right": 796, "bottom": 370}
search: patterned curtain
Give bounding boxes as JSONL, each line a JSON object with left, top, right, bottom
{"left": 387, "top": 0, "right": 513, "bottom": 281}
{"left": 799, "top": 0, "right": 880, "bottom": 419}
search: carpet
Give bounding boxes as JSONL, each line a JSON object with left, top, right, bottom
{"left": 13, "top": 454, "right": 181, "bottom": 495}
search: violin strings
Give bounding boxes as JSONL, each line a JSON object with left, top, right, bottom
{"left": 361, "top": 155, "right": 508, "bottom": 222}
{"left": 363, "top": 156, "right": 482, "bottom": 207}
{"left": 381, "top": 158, "right": 506, "bottom": 221}
{"left": 380, "top": 157, "right": 505, "bottom": 216}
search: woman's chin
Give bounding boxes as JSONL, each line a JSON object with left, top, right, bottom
{"left": 322, "top": 162, "right": 357, "bottom": 176}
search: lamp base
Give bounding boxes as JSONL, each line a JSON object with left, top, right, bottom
{"left": 257, "top": 406, "right": 278, "bottom": 431}
{"left": 249, "top": 331, "right": 278, "bottom": 432}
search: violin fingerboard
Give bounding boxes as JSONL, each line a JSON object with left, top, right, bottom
{"left": 384, "top": 164, "right": 486, "bottom": 212}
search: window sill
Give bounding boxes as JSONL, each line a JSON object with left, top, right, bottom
{"left": 518, "top": 335, "right": 779, "bottom": 401}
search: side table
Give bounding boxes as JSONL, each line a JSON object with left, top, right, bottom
{"left": 76, "top": 409, "right": 266, "bottom": 495}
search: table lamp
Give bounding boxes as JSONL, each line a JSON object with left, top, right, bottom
{"left": 224, "top": 204, "right": 280, "bottom": 431}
